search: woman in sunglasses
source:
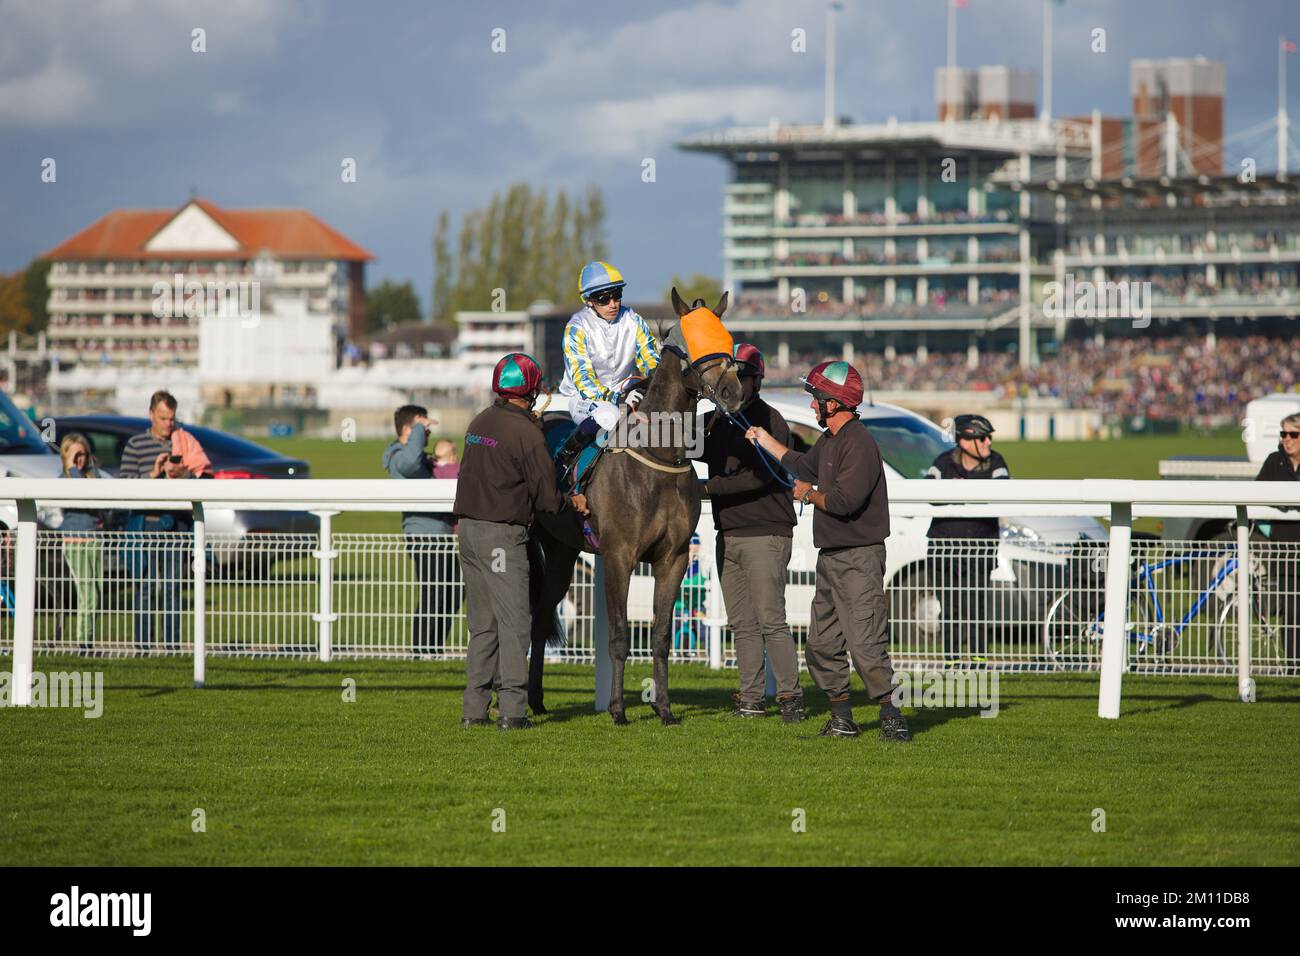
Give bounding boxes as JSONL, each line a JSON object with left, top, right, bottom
{"left": 554, "top": 260, "right": 661, "bottom": 474}
{"left": 1255, "top": 412, "right": 1300, "bottom": 673}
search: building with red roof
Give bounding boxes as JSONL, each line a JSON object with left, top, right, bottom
{"left": 41, "top": 198, "right": 374, "bottom": 368}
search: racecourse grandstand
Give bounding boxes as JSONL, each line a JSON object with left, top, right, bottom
{"left": 677, "top": 54, "right": 1300, "bottom": 375}
{"left": 766, "top": 332, "right": 1297, "bottom": 430}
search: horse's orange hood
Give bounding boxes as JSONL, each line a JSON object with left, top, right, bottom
{"left": 677, "top": 308, "right": 734, "bottom": 363}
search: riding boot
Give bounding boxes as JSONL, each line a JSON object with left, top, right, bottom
{"left": 555, "top": 425, "right": 597, "bottom": 481}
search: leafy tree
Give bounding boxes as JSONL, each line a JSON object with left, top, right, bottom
{"left": 432, "top": 211, "right": 451, "bottom": 330}
{"left": 0, "top": 272, "right": 32, "bottom": 335}
{"left": 23, "top": 259, "right": 50, "bottom": 333}
{"left": 365, "top": 279, "right": 422, "bottom": 334}
{"left": 665, "top": 273, "right": 723, "bottom": 306}
{"left": 431, "top": 184, "right": 608, "bottom": 325}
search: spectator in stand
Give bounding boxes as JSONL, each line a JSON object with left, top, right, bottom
{"left": 58, "top": 434, "right": 110, "bottom": 653}
{"left": 119, "top": 390, "right": 202, "bottom": 653}
{"left": 1256, "top": 413, "right": 1300, "bottom": 674}
{"left": 382, "top": 405, "right": 461, "bottom": 655}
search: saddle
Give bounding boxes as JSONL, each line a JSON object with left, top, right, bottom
{"left": 546, "top": 418, "right": 608, "bottom": 494}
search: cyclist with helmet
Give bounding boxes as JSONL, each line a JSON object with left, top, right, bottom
{"left": 554, "top": 261, "right": 661, "bottom": 476}
{"left": 702, "top": 343, "right": 806, "bottom": 723}
{"left": 454, "top": 353, "right": 588, "bottom": 731}
{"left": 746, "top": 360, "right": 911, "bottom": 742}
{"left": 925, "top": 413, "right": 1009, "bottom": 668}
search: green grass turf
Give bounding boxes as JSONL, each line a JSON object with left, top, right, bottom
{"left": 1, "top": 656, "right": 1296, "bottom": 866}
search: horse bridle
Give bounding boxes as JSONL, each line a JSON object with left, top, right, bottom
{"left": 614, "top": 347, "right": 734, "bottom": 470}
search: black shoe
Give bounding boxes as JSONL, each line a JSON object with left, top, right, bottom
{"left": 880, "top": 715, "right": 912, "bottom": 743}
{"left": 731, "top": 694, "right": 766, "bottom": 718}
{"left": 555, "top": 427, "right": 596, "bottom": 480}
{"left": 778, "top": 696, "right": 807, "bottom": 723}
{"left": 817, "top": 715, "right": 861, "bottom": 737}
{"left": 460, "top": 717, "right": 491, "bottom": 729}
{"left": 497, "top": 716, "right": 533, "bottom": 731}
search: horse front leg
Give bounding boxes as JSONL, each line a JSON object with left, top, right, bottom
{"left": 649, "top": 549, "right": 690, "bottom": 726}
{"left": 602, "top": 555, "right": 635, "bottom": 725}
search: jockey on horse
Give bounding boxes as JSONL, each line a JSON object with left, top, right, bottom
{"left": 553, "top": 260, "right": 660, "bottom": 477}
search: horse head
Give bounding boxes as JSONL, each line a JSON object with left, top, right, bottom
{"left": 669, "top": 287, "right": 744, "bottom": 414}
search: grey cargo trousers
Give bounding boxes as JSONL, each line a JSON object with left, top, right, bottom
{"left": 805, "top": 543, "right": 896, "bottom": 702}
{"left": 717, "top": 533, "right": 803, "bottom": 702}
{"left": 458, "top": 517, "right": 531, "bottom": 720}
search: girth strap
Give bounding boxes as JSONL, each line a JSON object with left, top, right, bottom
{"left": 607, "top": 446, "right": 694, "bottom": 474}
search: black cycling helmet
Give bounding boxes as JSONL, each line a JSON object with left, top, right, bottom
{"left": 954, "top": 414, "right": 995, "bottom": 440}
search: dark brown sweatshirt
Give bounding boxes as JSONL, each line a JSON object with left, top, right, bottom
{"left": 703, "top": 398, "right": 797, "bottom": 537}
{"left": 781, "top": 417, "right": 890, "bottom": 550}
{"left": 453, "top": 399, "right": 568, "bottom": 526}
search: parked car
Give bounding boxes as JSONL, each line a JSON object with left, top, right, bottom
{"left": 749, "top": 390, "right": 1106, "bottom": 637}
{"left": 51, "top": 416, "right": 319, "bottom": 570}
{"left": 0, "top": 391, "right": 89, "bottom": 613}
{"left": 0, "top": 390, "right": 64, "bottom": 533}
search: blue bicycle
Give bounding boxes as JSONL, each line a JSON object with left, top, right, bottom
{"left": 1042, "top": 543, "right": 1283, "bottom": 670}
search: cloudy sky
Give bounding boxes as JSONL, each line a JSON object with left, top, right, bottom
{"left": 1, "top": 0, "right": 1296, "bottom": 313}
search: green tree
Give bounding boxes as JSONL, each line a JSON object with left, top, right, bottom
{"left": 431, "top": 183, "right": 607, "bottom": 325}
{"left": 0, "top": 272, "right": 32, "bottom": 335}
{"left": 665, "top": 273, "right": 723, "bottom": 306}
{"left": 432, "top": 211, "right": 451, "bottom": 329}
{"left": 365, "top": 279, "right": 422, "bottom": 334}
{"left": 23, "top": 259, "right": 50, "bottom": 333}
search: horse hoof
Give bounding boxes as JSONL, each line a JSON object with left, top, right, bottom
{"left": 529, "top": 701, "right": 548, "bottom": 715}
{"left": 660, "top": 714, "right": 681, "bottom": 726}
{"left": 611, "top": 712, "right": 629, "bottom": 726}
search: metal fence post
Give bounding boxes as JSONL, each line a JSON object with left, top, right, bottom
{"left": 1236, "top": 506, "right": 1252, "bottom": 702}
{"left": 706, "top": 569, "right": 724, "bottom": 670}
{"left": 11, "top": 499, "right": 36, "bottom": 707}
{"left": 312, "top": 511, "right": 339, "bottom": 663}
{"left": 1097, "top": 500, "right": 1132, "bottom": 719}
{"left": 192, "top": 502, "right": 206, "bottom": 689}
{"left": 697, "top": 518, "right": 724, "bottom": 670}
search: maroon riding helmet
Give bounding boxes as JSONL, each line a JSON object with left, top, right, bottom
{"left": 492, "top": 352, "right": 543, "bottom": 399}
{"left": 733, "top": 342, "right": 765, "bottom": 378}
{"left": 802, "top": 360, "right": 864, "bottom": 409}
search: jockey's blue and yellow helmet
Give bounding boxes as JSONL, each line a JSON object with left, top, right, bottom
{"left": 579, "top": 261, "right": 626, "bottom": 300}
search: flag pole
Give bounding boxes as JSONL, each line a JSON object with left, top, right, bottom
{"left": 947, "top": 0, "right": 956, "bottom": 72}
{"left": 1281, "top": 36, "right": 1290, "bottom": 179}
{"left": 824, "top": 2, "right": 839, "bottom": 130}
{"left": 1042, "top": 0, "right": 1054, "bottom": 126}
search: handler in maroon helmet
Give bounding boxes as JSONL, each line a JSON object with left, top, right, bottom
{"left": 702, "top": 343, "right": 806, "bottom": 723}
{"left": 746, "top": 360, "right": 910, "bottom": 742}
{"left": 454, "top": 353, "right": 587, "bottom": 731}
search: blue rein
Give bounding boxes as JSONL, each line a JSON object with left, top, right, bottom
{"left": 663, "top": 342, "right": 797, "bottom": 492}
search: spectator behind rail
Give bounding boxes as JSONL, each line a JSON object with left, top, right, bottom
{"left": 119, "top": 389, "right": 203, "bottom": 653}
{"left": 1255, "top": 412, "right": 1300, "bottom": 673}
{"left": 382, "top": 405, "right": 461, "bottom": 655}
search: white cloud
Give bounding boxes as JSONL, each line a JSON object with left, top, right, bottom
{"left": 0, "top": 52, "right": 95, "bottom": 124}
{"left": 0, "top": 0, "right": 312, "bottom": 127}
{"left": 493, "top": 0, "right": 908, "bottom": 163}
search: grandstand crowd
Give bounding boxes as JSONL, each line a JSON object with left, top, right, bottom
{"left": 776, "top": 334, "right": 1299, "bottom": 425}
